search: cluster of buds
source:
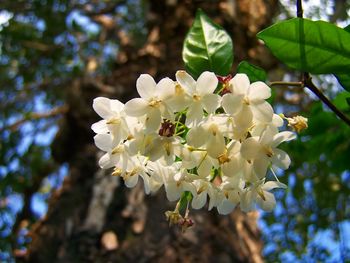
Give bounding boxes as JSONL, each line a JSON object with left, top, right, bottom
{"left": 92, "top": 70, "right": 303, "bottom": 217}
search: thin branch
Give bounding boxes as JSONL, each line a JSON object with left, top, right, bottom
{"left": 296, "top": 0, "right": 303, "bottom": 18}
{"left": 269, "top": 81, "right": 303, "bottom": 87}
{"left": 294, "top": 0, "right": 350, "bottom": 127}
{"left": 0, "top": 105, "right": 68, "bottom": 132}
{"left": 303, "top": 74, "right": 350, "bottom": 126}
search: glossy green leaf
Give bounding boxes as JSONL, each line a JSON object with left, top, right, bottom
{"left": 257, "top": 18, "right": 350, "bottom": 74}
{"left": 183, "top": 9, "right": 233, "bottom": 78}
{"left": 335, "top": 25, "right": 350, "bottom": 91}
{"left": 237, "top": 61, "right": 267, "bottom": 82}
{"left": 335, "top": 73, "right": 350, "bottom": 92}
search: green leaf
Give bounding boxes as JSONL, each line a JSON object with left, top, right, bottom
{"left": 237, "top": 61, "right": 267, "bottom": 82}
{"left": 257, "top": 18, "right": 350, "bottom": 74}
{"left": 344, "top": 24, "right": 350, "bottom": 33}
{"left": 334, "top": 25, "right": 350, "bottom": 91}
{"left": 183, "top": 9, "right": 233, "bottom": 78}
{"left": 335, "top": 73, "right": 350, "bottom": 92}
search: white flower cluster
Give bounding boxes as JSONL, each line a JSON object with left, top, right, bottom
{"left": 92, "top": 71, "right": 296, "bottom": 215}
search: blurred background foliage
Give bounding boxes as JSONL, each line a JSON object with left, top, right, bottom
{"left": 0, "top": 0, "right": 350, "bottom": 262}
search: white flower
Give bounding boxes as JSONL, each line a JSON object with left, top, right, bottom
{"left": 91, "top": 97, "right": 129, "bottom": 144}
{"left": 121, "top": 154, "right": 151, "bottom": 194}
{"left": 176, "top": 70, "right": 220, "bottom": 127}
{"left": 241, "top": 126, "right": 296, "bottom": 177}
{"left": 94, "top": 134, "right": 131, "bottom": 169}
{"left": 186, "top": 115, "right": 226, "bottom": 159}
{"left": 124, "top": 74, "right": 175, "bottom": 131}
{"left": 240, "top": 180, "right": 287, "bottom": 212}
{"left": 216, "top": 177, "right": 243, "bottom": 215}
{"left": 222, "top": 73, "right": 273, "bottom": 123}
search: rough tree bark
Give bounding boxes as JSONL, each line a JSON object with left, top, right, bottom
{"left": 23, "top": 1, "right": 279, "bottom": 262}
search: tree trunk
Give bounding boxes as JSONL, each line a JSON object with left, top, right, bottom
{"left": 24, "top": 1, "right": 279, "bottom": 262}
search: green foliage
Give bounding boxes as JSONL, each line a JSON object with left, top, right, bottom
{"left": 237, "top": 61, "right": 267, "bottom": 82}
{"left": 334, "top": 25, "right": 350, "bottom": 91}
{"left": 257, "top": 18, "right": 350, "bottom": 74}
{"left": 182, "top": 9, "right": 233, "bottom": 78}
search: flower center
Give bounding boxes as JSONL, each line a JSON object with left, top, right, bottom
{"left": 193, "top": 94, "right": 201, "bottom": 101}
{"left": 148, "top": 98, "right": 162, "bottom": 107}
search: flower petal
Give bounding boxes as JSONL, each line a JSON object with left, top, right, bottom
{"left": 262, "top": 181, "right": 287, "bottom": 191}
{"left": 185, "top": 101, "right": 203, "bottom": 127}
{"left": 217, "top": 198, "right": 236, "bottom": 215}
{"left": 222, "top": 94, "right": 243, "bottom": 115}
{"left": 145, "top": 108, "right": 162, "bottom": 132}
{"left": 91, "top": 120, "right": 108, "bottom": 134}
{"left": 136, "top": 74, "right": 156, "bottom": 99}
{"left": 271, "top": 148, "right": 291, "bottom": 169}
{"left": 251, "top": 101, "right": 273, "bottom": 122}
{"left": 271, "top": 131, "right": 296, "bottom": 147}
{"left": 94, "top": 134, "right": 113, "bottom": 151}
{"left": 124, "top": 98, "right": 149, "bottom": 117}
{"left": 240, "top": 137, "right": 261, "bottom": 160}
{"left": 202, "top": 93, "right": 221, "bottom": 113}
{"left": 192, "top": 191, "right": 207, "bottom": 209}
{"left": 196, "top": 71, "right": 218, "bottom": 95}
{"left": 248, "top": 81, "right": 271, "bottom": 101}
{"left": 176, "top": 70, "right": 196, "bottom": 94}
{"left": 93, "top": 97, "right": 113, "bottom": 119}
{"left": 253, "top": 156, "right": 270, "bottom": 177}
{"left": 257, "top": 191, "right": 276, "bottom": 212}
{"left": 231, "top": 74, "right": 250, "bottom": 95}
{"left": 157, "top": 77, "right": 175, "bottom": 100}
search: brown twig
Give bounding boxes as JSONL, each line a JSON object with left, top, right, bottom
{"left": 0, "top": 105, "right": 68, "bottom": 132}
{"left": 295, "top": 0, "right": 350, "bottom": 127}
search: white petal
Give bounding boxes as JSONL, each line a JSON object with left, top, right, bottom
{"left": 240, "top": 190, "right": 255, "bottom": 212}
{"left": 222, "top": 94, "right": 243, "bottom": 115}
{"left": 98, "top": 153, "right": 112, "bottom": 169}
{"left": 251, "top": 101, "right": 273, "bottom": 122}
{"left": 260, "top": 126, "right": 277, "bottom": 146}
{"left": 94, "top": 134, "right": 113, "bottom": 151}
{"left": 185, "top": 101, "right": 203, "bottom": 127}
{"left": 124, "top": 174, "right": 139, "bottom": 188}
{"left": 206, "top": 133, "right": 226, "bottom": 159}
{"left": 240, "top": 137, "right": 261, "bottom": 160}
{"left": 272, "top": 114, "right": 284, "bottom": 127}
{"left": 196, "top": 71, "right": 218, "bottom": 95}
{"left": 124, "top": 98, "right": 149, "bottom": 117}
{"left": 136, "top": 74, "right": 156, "bottom": 99}
{"left": 197, "top": 156, "right": 213, "bottom": 177}
{"left": 234, "top": 104, "right": 253, "bottom": 129}
{"left": 176, "top": 70, "right": 196, "bottom": 94}
{"left": 253, "top": 156, "right": 270, "bottom": 177}
{"left": 271, "top": 131, "right": 296, "bottom": 147}
{"left": 248, "top": 81, "right": 271, "bottom": 101}
{"left": 186, "top": 126, "right": 206, "bottom": 148}
{"left": 231, "top": 74, "right": 250, "bottom": 95}
{"left": 110, "top": 99, "right": 124, "bottom": 113}
{"left": 145, "top": 108, "right": 161, "bottom": 132}
{"left": 202, "top": 93, "right": 221, "bottom": 113}
{"left": 257, "top": 191, "right": 276, "bottom": 212}
{"left": 271, "top": 148, "right": 291, "bottom": 169}
{"left": 91, "top": 120, "right": 108, "bottom": 134}
{"left": 165, "top": 183, "right": 181, "bottom": 201}
{"left": 140, "top": 173, "right": 151, "bottom": 194}
{"left": 192, "top": 192, "right": 207, "bottom": 209}
{"left": 157, "top": 77, "right": 175, "bottom": 100}
{"left": 262, "top": 181, "right": 287, "bottom": 191}
{"left": 217, "top": 198, "right": 236, "bottom": 215}
{"left": 93, "top": 97, "right": 113, "bottom": 119}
